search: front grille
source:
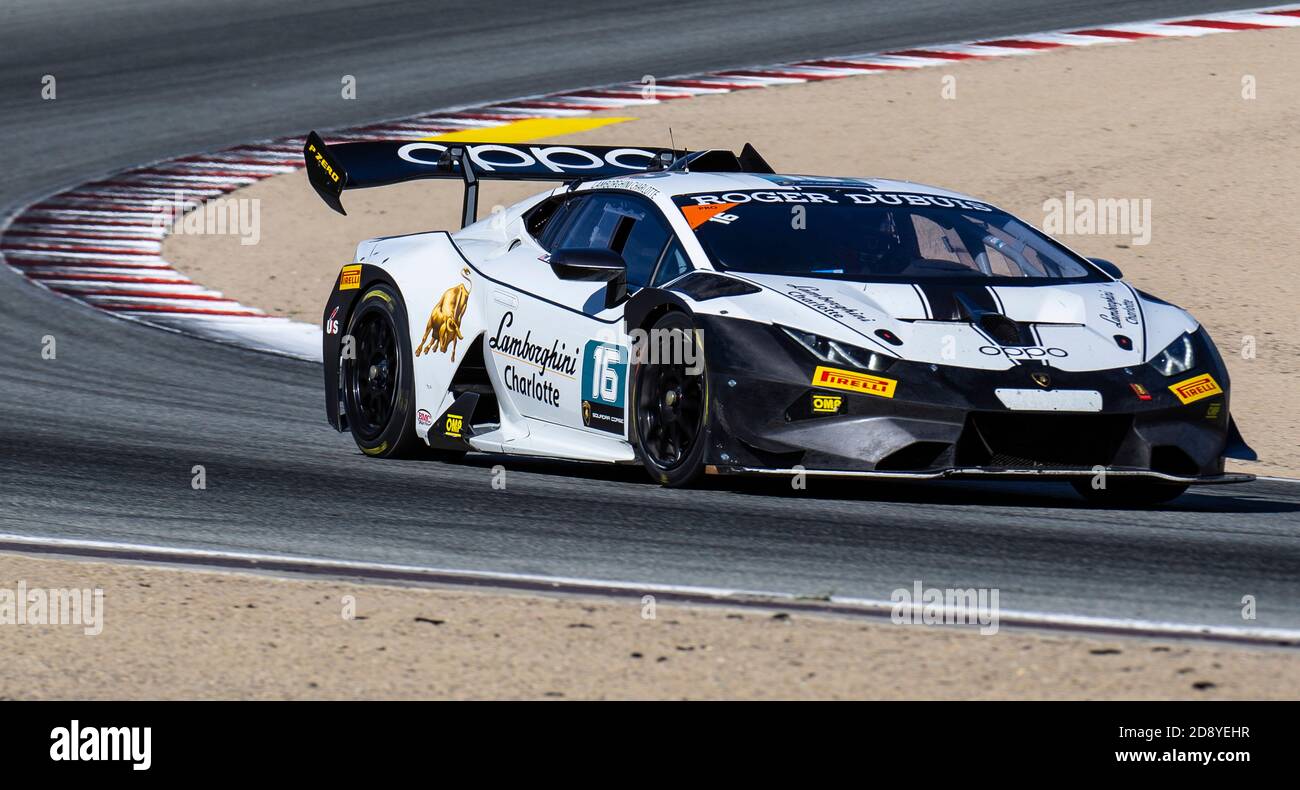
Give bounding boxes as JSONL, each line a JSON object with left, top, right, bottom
{"left": 956, "top": 413, "right": 1133, "bottom": 469}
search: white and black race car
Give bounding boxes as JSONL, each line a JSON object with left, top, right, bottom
{"left": 305, "top": 132, "right": 1255, "bottom": 503}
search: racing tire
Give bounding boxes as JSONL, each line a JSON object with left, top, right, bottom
{"left": 1069, "top": 478, "right": 1190, "bottom": 507}
{"left": 341, "top": 283, "right": 422, "bottom": 459}
{"left": 630, "top": 311, "right": 710, "bottom": 487}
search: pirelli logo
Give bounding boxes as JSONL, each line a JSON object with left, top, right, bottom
{"left": 812, "top": 366, "right": 896, "bottom": 399}
{"left": 338, "top": 264, "right": 362, "bottom": 291}
{"left": 1169, "top": 373, "right": 1222, "bottom": 405}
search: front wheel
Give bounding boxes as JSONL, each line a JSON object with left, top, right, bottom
{"left": 630, "top": 312, "right": 710, "bottom": 487}
{"left": 1070, "top": 478, "right": 1189, "bottom": 507}
{"left": 341, "top": 284, "right": 422, "bottom": 459}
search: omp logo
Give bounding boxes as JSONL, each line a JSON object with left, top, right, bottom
{"left": 50, "top": 720, "right": 151, "bottom": 771}
{"left": 1169, "top": 373, "right": 1222, "bottom": 405}
{"left": 811, "top": 394, "right": 842, "bottom": 413}
{"left": 812, "top": 366, "right": 896, "bottom": 398}
{"left": 444, "top": 413, "right": 464, "bottom": 438}
{"left": 338, "top": 264, "right": 362, "bottom": 291}
{"left": 396, "top": 142, "right": 663, "bottom": 174}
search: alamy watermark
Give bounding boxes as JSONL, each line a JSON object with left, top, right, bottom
{"left": 891, "top": 580, "right": 1000, "bottom": 635}
{"left": 595, "top": 325, "right": 704, "bottom": 374}
{"left": 151, "top": 190, "right": 261, "bottom": 245}
{"left": 50, "top": 720, "right": 150, "bottom": 770}
{"left": 1042, "top": 191, "right": 1151, "bottom": 246}
{"left": 0, "top": 580, "right": 103, "bottom": 636}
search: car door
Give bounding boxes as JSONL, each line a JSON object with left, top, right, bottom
{"left": 483, "top": 190, "right": 677, "bottom": 438}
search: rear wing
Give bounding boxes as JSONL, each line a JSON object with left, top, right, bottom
{"left": 303, "top": 131, "right": 683, "bottom": 226}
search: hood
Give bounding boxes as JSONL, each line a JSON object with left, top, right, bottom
{"left": 695, "top": 273, "right": 1197, "bottom": 372}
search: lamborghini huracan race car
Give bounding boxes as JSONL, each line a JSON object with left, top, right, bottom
{"left": 304, "top": 132, "right": 1255, "bottom": 503}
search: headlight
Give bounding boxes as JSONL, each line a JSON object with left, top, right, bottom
{"left": 1148, "top": 333, "right": 1195, "bottom": 377}
{"left": 779, "top": 326, "right": 895, "bottom": 372}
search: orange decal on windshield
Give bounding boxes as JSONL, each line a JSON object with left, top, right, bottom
{"left": 681, "top": 202, "right": 739, "bottom": 229}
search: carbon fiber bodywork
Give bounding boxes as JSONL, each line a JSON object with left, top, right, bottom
{"left": 695, "top": 315, "right": 1252, "bottom": 482}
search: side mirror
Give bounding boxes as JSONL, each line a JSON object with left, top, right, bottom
{"left": 551, "top": 247, "right": 627, "bottom": 308}
{"left": 1088, "top": 257, "right": 1124, "bottom": 280}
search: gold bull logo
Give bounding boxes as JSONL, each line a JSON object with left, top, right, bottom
{"left": 416, "top": 268, "right": 471, "bottom": 361}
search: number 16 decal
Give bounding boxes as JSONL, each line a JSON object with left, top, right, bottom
{"left": 581, "top": 340, "right": 627, "bottom": 435}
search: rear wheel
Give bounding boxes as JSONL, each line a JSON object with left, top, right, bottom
{"left": 1070, "top": 478, "right": 1189, "bottom": 506}
{"left": 341, "top": 284, "right": 422, "bottom": 459}
{"left": 631, "top": 312, "right": 709, "bottom": 487}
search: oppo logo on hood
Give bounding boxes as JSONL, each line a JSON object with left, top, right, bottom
{"left": 979, "top": 345, "right": 1068, "bottom": 358}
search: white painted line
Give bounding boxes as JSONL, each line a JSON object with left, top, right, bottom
{"left": 50, "top": 282, "right": 211, "bottom": 294}
{"left": 7, "top": 222, "right": 166, "bottom": 235}
{"left": 60, "top": 187, "right": 225, "bottom": 200}
{"left": 2, "top": 250, "right": 164, "bottom": 263}
{"left": 0, "top": 532, "right": 1295, "bottom": 644}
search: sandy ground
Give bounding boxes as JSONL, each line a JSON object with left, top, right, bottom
{"left": 166, "top": 27, "right": 1300, "bottom": 477}
{"left": 2, "top": 552, "right": 1296, "bottom": 700}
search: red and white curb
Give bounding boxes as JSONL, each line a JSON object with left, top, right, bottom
{"left": 3, "top": 5, "right": 1298, "bottom": 362}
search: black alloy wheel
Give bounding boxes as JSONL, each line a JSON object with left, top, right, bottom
{"left": 632, "top": 312, "right": 710, "bottom": 486}
{"left": 341, "top": 284, "right": 421, "bottom": 458}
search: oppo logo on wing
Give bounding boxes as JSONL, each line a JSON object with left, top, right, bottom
{"left": 396, "top": 143, "right": 661, "bottom": 174}
{"left": 979, "top": 345, "right": 1068, "bottom": 359}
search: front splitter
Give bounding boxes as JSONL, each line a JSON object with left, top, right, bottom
{"left": 706, "top": 465, "right": 1255, "bottom": 485}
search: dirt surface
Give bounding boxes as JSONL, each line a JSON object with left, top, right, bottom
{"left": 165, "top": 27, "right": 1300, "bottom": 477}
{"left": 2, "top": 552, "right": 1295, "bottom": 700}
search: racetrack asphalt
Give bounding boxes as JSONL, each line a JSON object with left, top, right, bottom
{"left": 2, "top": 0, "right": 1298, "bottom": 633}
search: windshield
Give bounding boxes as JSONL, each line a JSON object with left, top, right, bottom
{"left": 674, "top": 189, "right": 1102, "bottom": 282}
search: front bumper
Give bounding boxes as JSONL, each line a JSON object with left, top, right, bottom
{"left": 698, "top": 316, "right": 1254, "bottom": 484}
